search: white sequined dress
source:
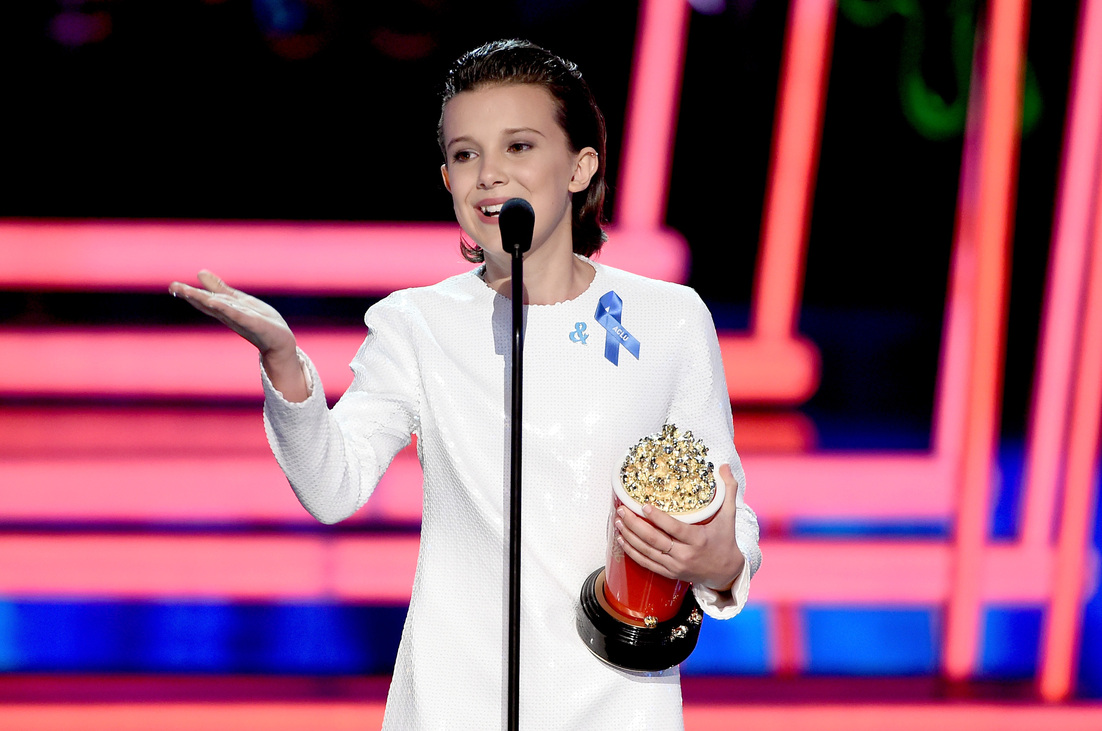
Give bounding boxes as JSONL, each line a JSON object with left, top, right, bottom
{"left": 262, "top": 258, "right": 761, "bottom": 730}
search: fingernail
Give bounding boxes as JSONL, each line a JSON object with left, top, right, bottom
{"left": 616, "top": 507, "right": 625, "bottom": 518}
{"left": 614, "top": 519, "right": 623, "bottom": 532}
{"left": 642, "top": 504, "right": 653, "bottom": 515}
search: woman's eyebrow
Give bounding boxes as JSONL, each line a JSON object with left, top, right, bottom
{"left": 445, "top": 135, "right": 475, "bottom": 150}
{"left": 446, "top": 127, "right": 548, "bottom": 150}
{"left": 502, "top": 127, "right": 547, "bottom": 138}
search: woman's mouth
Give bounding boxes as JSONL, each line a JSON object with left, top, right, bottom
{"left": 479, "top": 203, "right": 503, "bottom": 217}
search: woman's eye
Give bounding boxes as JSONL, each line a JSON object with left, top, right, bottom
{"left": 508, "top": 142, "right": 532, "bottom": 153}
{"left": 451, "top": 150, "right": 475, "bottom": 163}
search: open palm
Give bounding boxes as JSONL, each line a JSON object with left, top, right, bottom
{"left": 169, "top": 270, "right": 296, "bottom": 356}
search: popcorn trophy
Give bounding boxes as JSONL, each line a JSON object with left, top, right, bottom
{"left": 576, "top": 424, "right": 726, "bottom": 671}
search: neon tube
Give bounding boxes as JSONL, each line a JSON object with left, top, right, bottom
{"left": 615, "top": 0, "right": 690, "bottom": 228}
{"left": 1020, "top": 0, "right": 1102, "bottom": 550}
{"left": 1039, "top": 50, "right": 1102, "bottom": 699}
{"left": 6, "top": 701, "right": 1102, "bottom": 731}
{"left": 0, "top": 326, "right": 814, "bottom": 403}
{"left": 0, "top": 221, "right": 688, "bottom": 292}
{"left": 0, "top": 534, "right": 420, "bottom": 601}
{"left": 944, "top": 0, "right": 1031, "bottom": 681}
{"left": 0, "top": 451, "right": 423, "bottom": 525}
{"left": 0, "top": 535, "right": 1055, "bottom": 605}
{"left": 752, "top": 0, "right": 837, "bottom": 338}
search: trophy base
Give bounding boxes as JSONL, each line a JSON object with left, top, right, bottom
{"left": 575, "top": 567, "right": 704, "bottom": 672}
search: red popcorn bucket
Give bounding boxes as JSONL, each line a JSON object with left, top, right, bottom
{"left": 602, "top": 472, "right": 726, "bottom": 625}
{"left": 576, "top": 427, "right": 726, "bottom": 672}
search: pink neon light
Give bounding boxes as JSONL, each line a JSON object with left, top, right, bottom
{"left": 0, "top": 535, "right": 1053, "bottom": 604}
{"left": 0, "top": 703, "right": 386, "bottom": 731}
{"left": 0, "top": 534, "right": 419, "bottom": 601}
{"left": 752, "top": 0, "right": 836, "bottom": 338}
{"left": 685, "top": 704, "right": 1102, "bottom": 731}
{"left": 0, "top": 327, "right": 362, "bottom": 398}
{"left": 751, "top": 540, "right": 1051, "bottom": 604}
{"left": 717, "top": 334, "right": 819, "bottom": 405}
{"left": 0, "top": 221, "right": 688, "bottom": 293}
{"left": 0, "top": 451, "right": 423, "bottom": 525}
{"left": 730, "top": 411, "right": 817, "bottom": 453}
{"left": 928, "top": 192, "right": 974, "bottom": 462}
{"left": 0, "top": 326, "right": 807, "bottom": 403}
{"left": 1, "top": 432, "right": 956, "bottom": 524}
{"left": 744, "top": 454, "right": 954, "bottom": 520}
{"left": 1020, "top": 0, "right": 1102, "bottom": 550}
{"left": 0, "top": 407, "right": 269, "bottom": 458}
{"left": 1040, "top": 18, "right": 1102, "bottom": 693}
{"left": 4, "top": 701, "right": 1102, "bottom": 731}
{"left": 615, "top": 0, "right": 689, "bottom": 228}
{"left": 0, "top": 407, "right": 811, "bottom": 524}
{"left": 1040, "top": 220, "right": 1102, "bottom": 700}
{"left": 944, "top": 0, "right": 1030, "bottom": 681}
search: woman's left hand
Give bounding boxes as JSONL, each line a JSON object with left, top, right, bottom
{"left": 614, "top": 463, "right": 745, "bottom": 592}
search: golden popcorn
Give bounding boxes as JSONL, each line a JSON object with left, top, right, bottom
{"left": 619, "top": 424, "right": 716, "bottom": 514}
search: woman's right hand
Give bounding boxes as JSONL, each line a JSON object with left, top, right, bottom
{"left": 169, "top": 270, "right": 310, "bottom": 401}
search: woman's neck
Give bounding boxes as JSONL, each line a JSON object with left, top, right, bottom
{"left": 481, "top": 247, "right": 594, "bottom": 305}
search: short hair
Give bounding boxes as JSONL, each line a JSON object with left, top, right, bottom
{"left": 439, "top": 39, "right": 608, "bottom": 262}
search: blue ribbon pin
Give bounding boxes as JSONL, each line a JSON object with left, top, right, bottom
{"left": 594, "top": 291, "right": 641, "bottom": 365}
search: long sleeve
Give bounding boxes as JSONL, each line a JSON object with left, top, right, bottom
{"left": 262, "top": 296, "right": 422, "bottom": 524}
{"left": 667, "top": 294, "right": 761, "bottom": 619}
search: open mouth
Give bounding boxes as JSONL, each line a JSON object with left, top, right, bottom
{"left": 479, "top": 203, "right": 503, "bottom": 217}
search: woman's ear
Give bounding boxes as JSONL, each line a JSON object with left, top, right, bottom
{"left": 440, "top": 163, "right": 451, "bottom": 192}
{"left": 568, "top": 148, "right": 599, "bottom": 193}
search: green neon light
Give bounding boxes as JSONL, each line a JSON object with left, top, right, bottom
{"left": 839, "top": 0, "right": 1040, "bottom": 140}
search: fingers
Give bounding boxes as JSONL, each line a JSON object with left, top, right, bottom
{"left": 169, "top": 281, "right": 231, "bottom": 318}
{"left": 615, "top": 507, "right": 678, "bottom": 578}
{"left": 170, "top": 273, "right": 297, "bottom": 358}
{"left": 616, "top": 505, "right": 671, "bottom": 550}
{"left": 616, "top": 529, "right": 677, "bottom": 580}
{"left": 168, "top": 271, "right": 234, "bottom": 301}
{"left": 716, "top": 463, "right": 738, "bottom": 517}
{"left": 169, "top": 271, "right": 247, "bottom": 319}
{"left": 169, "top": 275, "right": 257, "bottom": 337}
{"left": 168, "top": 281, "right": 218, "bottom": 314}
{"left": 616, "top": 463, "right": 742, "bottom": 587}
{"left": 632, "top": 463, "right": 736, "bottom": 537}
{"left": 197, "top": 270, "right": 236, "bottom": 296}
{"left": 719, "top": 463, "right": 736, "bottom": 490}
{"left": 640, "top": 501, "right": 692, "bottom": 541}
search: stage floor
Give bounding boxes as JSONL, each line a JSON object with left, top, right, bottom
{"left": 1, "top": 675, "right": 1099, "bottom": 730}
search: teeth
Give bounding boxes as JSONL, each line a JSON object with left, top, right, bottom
{"left": 480, "top": 204, "right": 503, "bottom": 216}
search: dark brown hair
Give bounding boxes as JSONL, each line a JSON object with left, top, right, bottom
{"left": 439, "top": 39, "right": 608, "bottom": 262}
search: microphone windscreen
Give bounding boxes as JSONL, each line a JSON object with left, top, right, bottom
{"left": 499, "top": 198, "right": 535, "bottom": 255}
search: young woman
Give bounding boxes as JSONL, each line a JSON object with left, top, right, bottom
{"left": 171, "top": 39, "right": 760, "bottom": 730}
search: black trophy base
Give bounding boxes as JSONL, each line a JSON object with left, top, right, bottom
{"left": 575, "top": 567, "right": 704, "bottom": 673}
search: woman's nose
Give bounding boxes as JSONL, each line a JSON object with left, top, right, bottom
{"left": 477, "top": 152, "right": 507, "bottom": 188}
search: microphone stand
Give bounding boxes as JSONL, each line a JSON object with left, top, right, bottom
{"left": 499, "top": 198, "right": 533, "bottom": 731}
{"left": 507, "top": 242, "right": 524, "bottom": 731}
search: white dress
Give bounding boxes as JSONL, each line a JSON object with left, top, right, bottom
{"left": 262, "top": 258, "right": 761, "bottom": 730}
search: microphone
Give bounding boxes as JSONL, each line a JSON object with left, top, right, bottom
{"left": 499, "top": 198, "right": 534, "bottom": 256}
